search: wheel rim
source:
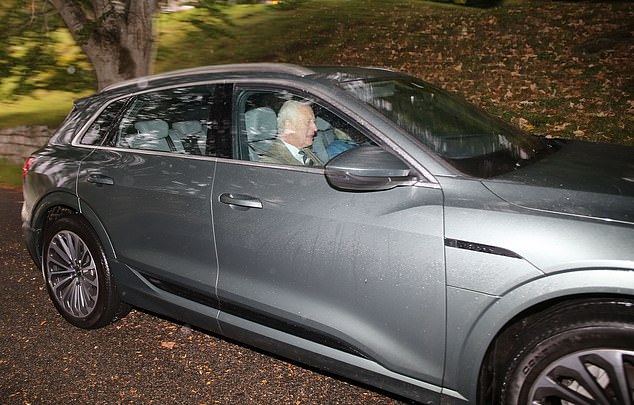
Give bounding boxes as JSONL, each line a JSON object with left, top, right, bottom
{"left": 45, "top": 230, "right": 99, "bottom": 319}
{"left": 529, "top": 349, "right": 634, "bottom": 405}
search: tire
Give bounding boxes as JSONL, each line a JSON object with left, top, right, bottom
{"left": 42, "top": 215, "right": 130, "bottom": 329}
{"left": 500, "top": 299, "right": 634, "bottom": 405}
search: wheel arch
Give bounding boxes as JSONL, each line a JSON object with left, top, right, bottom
{"left": 27, "top": 191, "right": 116, "bottom": 268}
{"left": 26, "top": 190, "right": 80, "bottom": 266}
{"left": 445, "top": 268, "right": 634, "bottom": 403}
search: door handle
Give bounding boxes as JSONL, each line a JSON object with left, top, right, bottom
{"left": 87, "top": 173, "right": 114, "bottom": 186}
{"left": 219, "top": 193, "right": 263, "bottom": 210}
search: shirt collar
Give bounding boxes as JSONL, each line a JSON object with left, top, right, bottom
{"left": 281, "top": 141, "right": 304, "bottom": 163}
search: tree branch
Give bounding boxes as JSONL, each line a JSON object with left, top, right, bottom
{"left": 47, "top": 0, "right": 88, "bottom": 38}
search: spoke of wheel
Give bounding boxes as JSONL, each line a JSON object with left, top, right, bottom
{"left": 77, "top": 283, "right": 88, "bottom": 316}
{"left": 532, "top": 376, "right": 596, "bottom": 405}
{"left": 552, "top": 355, "right": 611, "bottom": 404}
{"left": 53, "top": 274, "right": 73, "bottom": 297}
{"left": 585, "top": 350, "right": 633, "bottom": 405}
{"left": 70, "top": 282, "right": 81, "bottom": 317}
{"left": 48, "top": 264, "right": 75, "bottom": 276}
{"left": 50, "top": 239, "right": 72, "bottom": 268}
{"left": 79, "top": 277, "right": 97, "bottom": 302}
{"left": 54, "top": 232, "right": 74, "bottom": 265}
{"left": 60, "top": 277, "right": 76, "bottom": 308}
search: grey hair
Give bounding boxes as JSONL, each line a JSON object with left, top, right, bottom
{"left": 277, "top": 100, "right": 311, "bottom": 133}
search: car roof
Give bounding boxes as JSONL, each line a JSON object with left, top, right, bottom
{"left": 99, "top": 63, "right": 400, "bottom": 94}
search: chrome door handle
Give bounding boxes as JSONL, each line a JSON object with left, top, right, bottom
{"left": 87, "top": 173, "right": 114, "bottom": 186}
{"left": 219, "top": 193, "right": 263, "bottom": 210}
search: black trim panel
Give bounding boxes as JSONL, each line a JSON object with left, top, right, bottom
{"left": 444, "top": 238, "right": 522, "bottom": 259}
{"left": 218, "top": 298, "right": 369, "bottom": 360}
{"left": 142, "top": 273, "right": 370, "bottom": 360}
{"left": 144, "top": 275, "right": 218, "bottom": 308}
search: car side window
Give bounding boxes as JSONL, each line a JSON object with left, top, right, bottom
{"left": 236, "top": 90, "right": 374, "bottom": 167}
{"left": 80, "top": 98, "right": 128, "bottom": 146}
{"left": 104, "top": 84, "right": 232, "bottom": 158}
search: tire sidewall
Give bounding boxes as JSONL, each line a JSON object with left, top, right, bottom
{"left": 502, "top": 322, "right": 634, "bottom": 405}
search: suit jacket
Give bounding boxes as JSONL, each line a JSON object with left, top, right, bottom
{"left": 259, "top": 139, "right": 323, "bottom": 167}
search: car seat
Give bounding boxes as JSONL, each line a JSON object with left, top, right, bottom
{"left": 245, "top": 107, "right": 277, "bottom": 161}
{"left": 129, "top": 119, "right": 175, "bottom": 152}
{"left": 172, "top": 120, "right": 206, "bottom": 155}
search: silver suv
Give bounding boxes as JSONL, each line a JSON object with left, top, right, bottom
{"left": 22, "top": 63, "right": 634, "bottom": 404}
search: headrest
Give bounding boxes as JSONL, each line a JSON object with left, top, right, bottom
{"left": 134, "top": 119, "right": 169, "bottom": 139}
{"left": 316, "top": 116, "right": 331, "bottom": 131}
{"left": 172, "top": 120, "right": 204, "bottom": 136}
{"left": 245, "top": 107, "right": 277, "bottom": 142}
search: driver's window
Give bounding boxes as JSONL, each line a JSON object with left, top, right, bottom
{"left": 237, "top": 91, "right": 373, "bottom": 167}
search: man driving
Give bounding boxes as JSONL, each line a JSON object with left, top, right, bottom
{"left": 259, "top": 100, "right": 323, "bottom": 167}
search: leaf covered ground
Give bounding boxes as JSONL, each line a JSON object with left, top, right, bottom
{"left": 171, "top": 0, "right": 633, "bottom": 144}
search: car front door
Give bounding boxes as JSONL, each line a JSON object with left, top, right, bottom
{"left": 212, "top": 87, "right": 446, "bottom": 384}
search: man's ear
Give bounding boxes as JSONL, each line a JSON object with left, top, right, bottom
{"left": 282, "top": 119, "right": 295, "bottom": 135}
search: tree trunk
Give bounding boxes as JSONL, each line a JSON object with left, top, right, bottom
{"left": 48, "top": 0, "right": 160, "bottom": 91}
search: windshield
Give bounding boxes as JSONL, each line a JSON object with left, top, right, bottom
{"left": 340, "top": 76, "right": 552, "bottom": 178}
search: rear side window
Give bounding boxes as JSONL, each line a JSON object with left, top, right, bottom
{"left": 80, "top": 98, "right": 128, "bottom": 145}
{"left": 110, "top": 85, "right": 232, "bottom": 157}
{"left": 80, "top": 84, "right": 233, "bottom": 158}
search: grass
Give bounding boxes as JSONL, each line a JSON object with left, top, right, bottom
{"left": 0, "top": 90, "right": 89, "bottom": 129}
{"left": 0, "top": 159, "right": 22, "bottom": 189}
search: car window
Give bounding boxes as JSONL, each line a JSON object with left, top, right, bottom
{"left": 80, "top": 98, "right": 128, "bottom": 146}
{"left": 235, "top": 90, "right": 374, "bottom": 167}
{"left": 341, "top": 77, "right": 552, "bottom": 178}
{"left": 98, "top": 84, "right": 232, "bottom": 158}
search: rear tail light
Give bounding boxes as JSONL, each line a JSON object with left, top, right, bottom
{"left": 22, "top": 157, "right": 35, "bottom": 178}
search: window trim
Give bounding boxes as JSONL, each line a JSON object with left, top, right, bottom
{"left": 70, "top": 77, "right": 439, "bottom": 187}
{"left": 232, "top": 84, "right": 387, "bottom": 168}
{"left": 72, "top": 81, "right": 234, "bottom": 159}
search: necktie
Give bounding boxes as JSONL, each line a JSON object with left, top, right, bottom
{"left": 299, "top": 150, "right": 313, "bottom": 166}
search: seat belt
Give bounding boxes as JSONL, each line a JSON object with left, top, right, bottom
{"left": 165, "top": 135, "right": 177, "bottom": 152}
{"left": 301, "top": 148, "right": 324, "bottom": 167}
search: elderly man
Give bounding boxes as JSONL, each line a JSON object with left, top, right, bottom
{"left": 259, "top": 100, "right": 323, "bottom": 167}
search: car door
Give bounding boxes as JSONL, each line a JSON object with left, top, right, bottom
{"left": 77, "top": 84, "right": 230, "bottom": 301}
{"left": 211, "top": 87, "right": 446, "bottom": 384}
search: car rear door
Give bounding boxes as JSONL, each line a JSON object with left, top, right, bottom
{"left": 76, "top": 84, "right": 230, "bottom": 305}
{"left": 211, "top": 86, "right": 447, "bottom": 384}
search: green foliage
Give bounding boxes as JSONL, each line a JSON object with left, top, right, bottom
{"left": 0, "top": 91, "right": 85, "bottom": 129}
{"left": 0, "top": 0, "right": 94, "bottom": 98}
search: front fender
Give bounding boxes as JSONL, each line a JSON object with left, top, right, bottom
{"left": 444, "top": 267, "right": 634, "bottom": 402}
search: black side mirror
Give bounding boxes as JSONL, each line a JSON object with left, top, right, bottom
{"left": 324, "top": 146, "right": 417, "bottom": 191}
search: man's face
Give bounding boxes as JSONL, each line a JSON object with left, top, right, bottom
{"left": 283, "top": 106, "right": 317, "bottom": 149}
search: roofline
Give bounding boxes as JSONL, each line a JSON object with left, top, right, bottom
{"left": 102, "top": 63, "right": 316, "bottom": 92}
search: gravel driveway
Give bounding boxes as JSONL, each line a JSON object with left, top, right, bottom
{"left": 0, "top": 187, "right": 406, "bottom": 404}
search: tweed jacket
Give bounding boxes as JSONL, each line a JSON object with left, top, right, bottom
{"left": 259, "top": 139, "right": 323, "bottom": 167}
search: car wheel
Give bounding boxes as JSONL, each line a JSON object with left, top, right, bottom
{"left": 500, "top": 299, "right": 634, "bottom": 405}
{"left": 42, "top": 215, "right": 130, "bottom": 329}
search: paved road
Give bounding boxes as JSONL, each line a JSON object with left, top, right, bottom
{"left": 0, "top": 188, "right": 406, "bottom": 404}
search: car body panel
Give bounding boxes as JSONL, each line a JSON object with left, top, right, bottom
{"left": 212, "top": 160, "right": 447, "bottom": 383}
{"left": 485, "top": 141, "right": 634, "bottom": 224}
{"left": 77, "top": 149, "right": 219, "bottom": 298}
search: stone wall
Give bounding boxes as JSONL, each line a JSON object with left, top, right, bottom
{"left": 0, "top": 126, "right": 53, "bottom": 165}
